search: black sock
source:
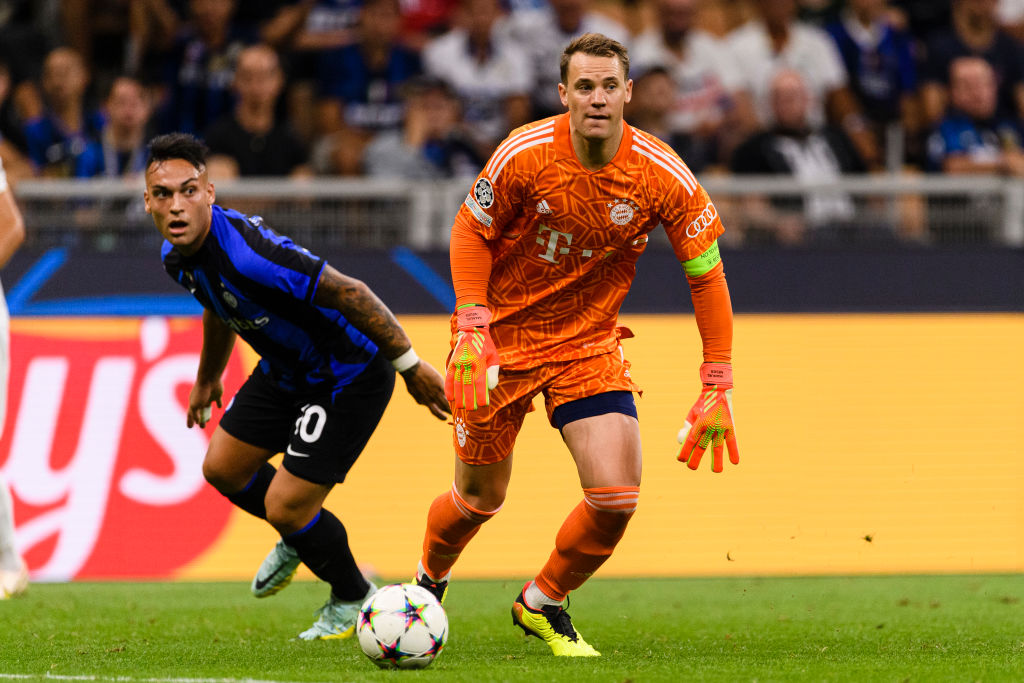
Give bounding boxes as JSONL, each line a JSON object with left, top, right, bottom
{"left": 224, "top": 463, "right": 275, "bottom": 519}
{"left": 285, "top": 508, "right": 369, "bottom": 601}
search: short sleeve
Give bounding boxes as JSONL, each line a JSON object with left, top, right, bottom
{"left": 218, "top": 210, "right": 326, "bottom": 303}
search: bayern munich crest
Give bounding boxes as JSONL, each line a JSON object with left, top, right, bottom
{"left": 607, "top": 198, "right": 638, "bottom": 225}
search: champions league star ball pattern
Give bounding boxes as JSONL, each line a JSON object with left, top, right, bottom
{"left": 357, "top": 583, "right": 448, "bottom": 669}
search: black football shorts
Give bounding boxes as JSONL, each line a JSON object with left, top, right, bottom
{"left": 219, "top": 353, "right": 395, "bottom": 484}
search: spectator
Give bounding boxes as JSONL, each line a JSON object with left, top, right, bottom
{"left": 825, "top": 0, "right": 921, "bottom": 165}
{"left": 729, "top": 69, "right": 869, "bottom": 246}
{"left": 314, "top": 0, "right": 422, "bottom": 175}
{"left": 796, "top": 0, "right": 843, "bottom": 26}
{"left": 888, "top": 0, "right": 952, "bottom": 46}
{"left": 997, "top": 0, "right": 1024, "bottom": 41}
{"left": 127, "top": 0, "right": 183, "bottom": 76}
{"left": 269, "top": 0, "right": 360, "bottom": 51}
{"left": 60, "top": 0, "right": 134, "bottom": 83}
{"left": 77, "top": 75, "right": 154, "bottom": 178}
{"left": 205, "top": 44, "right": 311, "bottom": 177}
{"left": 631, "top": 0, "right": 757, "bottom": 171}
{"left": 623, "top": 66, "right": 680, "bottom": 145}
{"left": 23, "top": 47, "right": 105, "bottom": 178}
{"left": 257, "top": 1, "right": 366, "bottom": 147}
{"left": 154, "top": 0, "right": 256, "bottom": 136}
{"left": 498, "top": 0, "right": 630, "bottom": 118}
{"left": 422, "top": 0, "right": 532, "bottom": 156}
{"left": 926, "top": 56, "right": 1024, "bottom": 174}
{"left": 0, "top": 1, "right": 49, "bottom": 140}
{"left": 726, "top": 0, "right": 881, "bottom": 168}
{"left": 925, "top": 56, "right": 1019, "bottom": 242}
{"left": 0, "top": 61, "right": 33, "bottom": 185}
{"left": 920, "top": 0, "right": 1024, "bottom": 126}
{"left": 362, "top": 75, "right": 483, "bottom": 178}
{"left": 401, "top": 0, "right": 461, "bottom": 48}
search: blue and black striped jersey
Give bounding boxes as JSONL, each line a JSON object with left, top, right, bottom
{"left": 162, "top": 205, "right": 379, "bottom": 394}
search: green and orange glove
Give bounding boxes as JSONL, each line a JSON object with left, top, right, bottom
{"left": 445, "top": 304, "right": 500, "bottom": 410}
{"left": 677, "top": 362, "right": 739, "bottom": 473}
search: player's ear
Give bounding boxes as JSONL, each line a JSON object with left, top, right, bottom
{"left": 208, "top": 181, "right": 215, "bottom": 206}
{"left": 624, "top": 79, "right": 633, "bottom": 105}
{"left": 558, "top": 82, "right": 568, "bottom": 108}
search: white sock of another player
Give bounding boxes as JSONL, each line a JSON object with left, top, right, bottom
{"left": 0, "top": 475, "right": 22, "bottom": 571}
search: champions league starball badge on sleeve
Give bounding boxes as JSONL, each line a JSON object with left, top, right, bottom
{"left": 473, "top": 178, "right": 494, "bottom": 208}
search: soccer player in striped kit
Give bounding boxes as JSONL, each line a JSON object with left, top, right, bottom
{"left": 144, "top": 133, "right": 449, "bottom": 639}
{"left": 414, "top": 33, "right": 740, "bottom": 656}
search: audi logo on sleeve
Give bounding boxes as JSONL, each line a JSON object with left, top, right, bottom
{"left": 686, "top": 202, "right": 719, "bottom": 238}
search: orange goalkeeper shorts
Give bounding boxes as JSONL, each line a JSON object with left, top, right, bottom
{"left": 451, "top": 347, "right": 641, "bottom": 466}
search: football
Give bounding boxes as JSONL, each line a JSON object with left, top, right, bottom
{"left": 357, "top": 583, "right": 448, "bottom": 669}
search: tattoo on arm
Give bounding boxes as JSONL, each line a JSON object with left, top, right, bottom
{"left": 315, "top": 265, "right": 411, "bottom": 358}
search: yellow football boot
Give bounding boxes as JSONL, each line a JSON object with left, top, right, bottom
{"left": 511, "top": 588, "right": 600, "bottom": 657}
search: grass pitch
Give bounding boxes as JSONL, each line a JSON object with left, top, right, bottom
{"left": 0, "top": 575, "right": 1020, "bottom": 682}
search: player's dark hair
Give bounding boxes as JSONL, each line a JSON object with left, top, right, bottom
{"left": 560, "top": 33, "right": 630, "bottom": 85}
{"left": 146, "top": 133, "right": 209, "bottom": 172}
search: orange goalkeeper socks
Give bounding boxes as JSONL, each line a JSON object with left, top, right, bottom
{"left": 534, "top": 486, "right": 639, "bottom": 601}
{"left": 420, "top": 484, "right": 501, "bottom": 581}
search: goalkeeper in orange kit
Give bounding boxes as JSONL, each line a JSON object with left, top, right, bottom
{"left": 415, "top": 33, "right": 738, "bottom": 657}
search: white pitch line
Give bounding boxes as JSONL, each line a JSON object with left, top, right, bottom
{"left": 0, "top": 675, "right": 335, "bottom": 683}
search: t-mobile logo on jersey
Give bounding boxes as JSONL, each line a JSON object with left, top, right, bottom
{"left": 536, "top": 224, "right": 573, "bottom": 263}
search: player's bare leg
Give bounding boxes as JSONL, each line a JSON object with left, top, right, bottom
{"left": 203, "top": 426, "right": 277, "bottom": 496}
{"left": 0, "top": 475, "right": 28, "bottom": 599}
{"left": 416, "top": 455, "right": 513, "bottom": 603}
{"left": 513, "top": 412, "right": 641, "bottom": 656}
{"left": 264, "top": 468, "right": 375, "bottom": 639}
{"left": 201, "top": 429, "right": 301, "bottom": 597}
{"left": 203, "top": 428, "right": 373, "bottom": 636}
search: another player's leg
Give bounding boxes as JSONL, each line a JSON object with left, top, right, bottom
{"left": 0, "top": 297, "right": 23, "bottom": 599}
{"left": 264, "top": 467, "right": 375, "bottom": 640}
{"left": 201, "top": 426, "right": 301, "bottom": 597}
{"left": 202, "top": 370, "right": 306, "bottom": 598}
{"left": 512, "top": 393, "right": 641, "bottom": 657}
{"left": 0, "top": 476, "right": 27, "bottom": 599}
{"left": 273, "top": 361, "right": 394, "bottom": 639}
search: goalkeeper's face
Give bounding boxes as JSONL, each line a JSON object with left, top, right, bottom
{"left": 144, "top": 158, "right": 215, "bottom": 256}
{"left": 558, "top": 53, "right": 632, "bottom": 143}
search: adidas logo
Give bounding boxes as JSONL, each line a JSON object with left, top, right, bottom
{"left": 536, "top": 200, "right": 552, "bottom": 214}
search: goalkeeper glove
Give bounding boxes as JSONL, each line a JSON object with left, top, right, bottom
{"left": 677, "top": 362, "right": 739, "bottom": 473}
{"left": 445, "top": 304, "right": 500, "bottom": 410}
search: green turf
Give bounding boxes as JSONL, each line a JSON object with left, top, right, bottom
{"left": 0, "top": 575, "right": 1020, "bottom": 682}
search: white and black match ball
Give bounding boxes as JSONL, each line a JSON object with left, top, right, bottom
{"left": 356, "top": 583, "right": 448, "bottom": 669}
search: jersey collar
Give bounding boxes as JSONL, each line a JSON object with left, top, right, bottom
{"left": 553, "top": 112, "right": 634, "bottom": 173}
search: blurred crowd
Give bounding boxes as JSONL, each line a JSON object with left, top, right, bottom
{"left": 1, "top": 0, "right": 1023, "bottom": 237}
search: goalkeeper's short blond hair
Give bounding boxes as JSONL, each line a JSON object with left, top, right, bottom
{"left": 559, "top": 33, "right": 630, "bottom": 85}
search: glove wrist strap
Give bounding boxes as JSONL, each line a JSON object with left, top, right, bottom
{"left": 700, "top": 362, "right": 733, "bottom": 386}
{"left": 456, "top": 304, "right": 492, "bottom": 328}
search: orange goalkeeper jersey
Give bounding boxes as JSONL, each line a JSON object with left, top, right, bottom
{"left": 452, "top": 113, "right": 724, "bottom": 370}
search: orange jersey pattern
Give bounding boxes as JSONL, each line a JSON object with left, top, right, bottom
{"left": 454, "top": 113, "right": 724, "bottom": 370}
